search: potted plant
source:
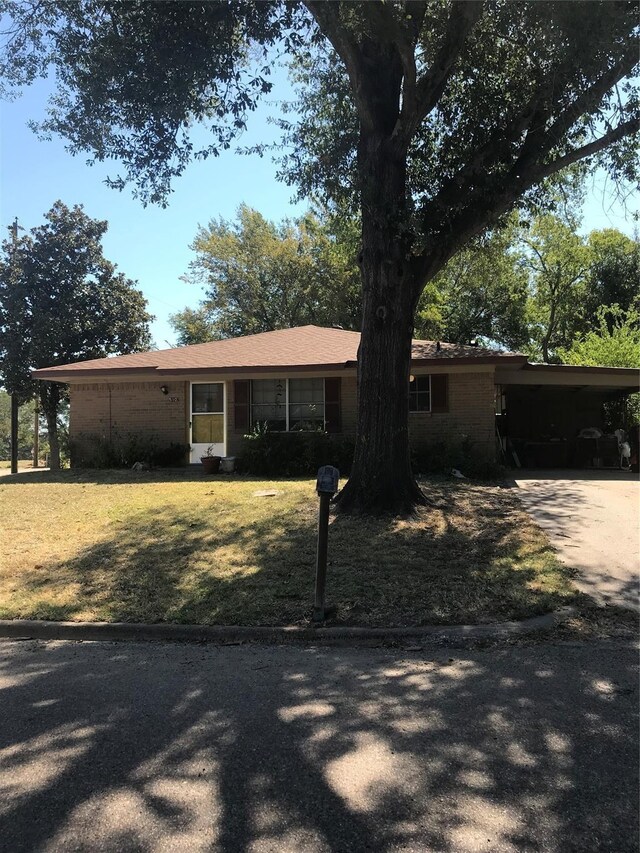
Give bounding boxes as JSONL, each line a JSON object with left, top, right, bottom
{"left": 200, "top": 446, "right": 221, "bottom": 474}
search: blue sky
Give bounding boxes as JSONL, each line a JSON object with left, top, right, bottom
{"left": 1, "top": 67, "right": 636, "bottom": 348}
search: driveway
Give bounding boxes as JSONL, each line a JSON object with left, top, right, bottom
{"left": 514, "top": 470, "right": 640, "bottom": 611}
{"left": 0, "top": 638, "right": 637, "bottom": 853}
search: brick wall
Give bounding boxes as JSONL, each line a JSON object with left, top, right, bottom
{"left": 408, "top": 370, "right": 496, "bottom": 457}
{"left": 69, "top": 381, "right": 189, "bottom": 464}
{"left": 69, "top": 369, "right": 497, "bottom": 465}
{"left": 339, "top": 370, "right": 495, "bottom": 456}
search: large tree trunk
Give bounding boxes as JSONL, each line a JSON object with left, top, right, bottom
{"left": 335, "top": 131, "right": 426, "bottom": 515}
{"left": 41, "top": 382, "right": 61, "bottom": 470}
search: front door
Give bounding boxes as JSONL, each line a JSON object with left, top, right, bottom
{"left": 190, "top": 382, "right": 225, "bottom": 463}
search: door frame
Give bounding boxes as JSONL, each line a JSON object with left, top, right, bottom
{"left": 189, "top": 381, "right": 226, "bottom": 463}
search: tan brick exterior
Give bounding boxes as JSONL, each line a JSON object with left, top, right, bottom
{"left": 69, "top": 380, "right": 189, "bottom": 462}
{"left": 69, "top": 368, "right": 497, "bottom": 466}
{"left": 408, "top": 370, "right": 496, "bottom": 457}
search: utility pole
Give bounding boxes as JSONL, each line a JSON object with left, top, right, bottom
{"left": 9, "top": 217, "right": 23, "bottom": 475}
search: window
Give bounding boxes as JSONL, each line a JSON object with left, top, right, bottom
{"left": 251, "top": 379, "right": 287, "bottom": 431}
{"left": 289, "top": 378, "right": 325, "bottom": 431}
{"left": 250, "top": 378, "right": 326, "bottom": 431}
{"left": 409, "top": 375, "right": 431, "bottom": 412}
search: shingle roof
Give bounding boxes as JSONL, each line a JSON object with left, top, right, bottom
{"left": 32, "top": 325, "right": 526, "bottom": 379}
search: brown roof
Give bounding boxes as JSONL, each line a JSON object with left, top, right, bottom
{"left": 32, "top": 325, "right": 526, "bottom": 380}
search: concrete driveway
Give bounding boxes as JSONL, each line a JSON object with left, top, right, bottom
{"left": 514, "top": 470, "right": 640, "bottom": 611}
{"left": 0, "top": 638, "right": 637, "bottom": 853}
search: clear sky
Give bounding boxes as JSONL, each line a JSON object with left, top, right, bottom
{"left": 1, "top": 67, "right": 636, "bottom": 348}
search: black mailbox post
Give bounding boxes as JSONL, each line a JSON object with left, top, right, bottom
{"left": 313, "top": 465, "right": 339, "bottom": 623}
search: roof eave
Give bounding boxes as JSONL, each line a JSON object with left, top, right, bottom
{"left": 521, "top": 362, "right": 639, "bottom": 377}
{"left": 31, "top": 361, "right": 355, "bottom": 382}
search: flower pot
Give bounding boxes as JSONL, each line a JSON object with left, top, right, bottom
{"left": 201, "top": 455, "right": 221, "bottom": 474}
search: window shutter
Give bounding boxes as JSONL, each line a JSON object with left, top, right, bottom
{"left": 431, "top": 374, "right": 449, "bottom": 413}
{"left": 234, "top": 380, "right": 250, "bottom": 430}
{"left": 324, "top": 377, "right": 342, "bottom": 433}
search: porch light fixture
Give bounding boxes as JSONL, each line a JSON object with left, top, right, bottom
{"left": 160, "top": 385, "right": 169, "bottom": 395}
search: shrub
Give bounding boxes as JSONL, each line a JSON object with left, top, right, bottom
{"left": 69, "top": 431, "right": 189, "bottom": 468}
{"left": 411, "top": 435, "right": 505, "bottom": 480}
{"left": 238, "top": 425, "right": 355, "bottom": 477}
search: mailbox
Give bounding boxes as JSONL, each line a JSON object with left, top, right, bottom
{"left": 316, "top": 465, "right": 340, "bottom": 496}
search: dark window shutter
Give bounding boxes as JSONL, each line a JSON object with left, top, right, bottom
{"left": 324, "top": 377, "right": 342, "bottom": 433}
{"left": 234, "top": 380, "right": 250, "bottom": 430}
{"left": 431, "top": 374, "right": 449, "bottom": 413}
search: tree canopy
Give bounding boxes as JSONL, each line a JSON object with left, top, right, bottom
{"left": 414, "top": 217, "right": 529, "bottom": 350}
{"left": 171, "top": 205, "right": 360, "bottom": 344}
{"left": 0, "top": 201, "right": 153, "bottom": 466}
{"left": 1, "top": 0, "right": 637, "bottom": 510}
{"left": 557, "top": 305, "right": 640, "bottom": 370}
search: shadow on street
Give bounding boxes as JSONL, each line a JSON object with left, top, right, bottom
{"left": 0, "top": 638, "right": 637, "bottom": 852}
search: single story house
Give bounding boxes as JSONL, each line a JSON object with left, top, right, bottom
{"left": 32, "top": 325, "right": 639, "bottom": 468}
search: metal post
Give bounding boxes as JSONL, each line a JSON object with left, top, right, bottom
{"left": 33, "top": 399, "right": 39, "bottom": 468}
{"left": 10, "top": 394, "right": 19, "bottom": 474}
{"left": 313, "top": 492, "right": 331, "bottom": 622}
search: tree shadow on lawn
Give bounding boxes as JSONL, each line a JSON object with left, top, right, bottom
{"left": 0, "top": 467, "right": 272, "bottom": 486}
{"left": 0, "top": 635, "right": 637, "bottom": 853}
{"left": 18, "top": 480, "right": 581, "bottom": 627}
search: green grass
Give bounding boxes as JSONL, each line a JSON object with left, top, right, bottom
{"left": 0, "top": 469, "right": 579, "bottom": 627}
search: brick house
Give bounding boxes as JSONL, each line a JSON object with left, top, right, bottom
{"left": 32, "top": 325, "right": 638, "bottom": 468}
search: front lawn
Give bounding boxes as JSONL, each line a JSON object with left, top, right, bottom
{"left": 0, "top": 469, "right": 578, "bottom": 626}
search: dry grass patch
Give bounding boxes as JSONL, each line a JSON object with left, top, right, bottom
{"left": 0, "top": 469, "right": 578, "bottom": 626}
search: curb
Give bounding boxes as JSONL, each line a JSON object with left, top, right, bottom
{"left": 0, "top": 607, "right": 576, "bottom": 645}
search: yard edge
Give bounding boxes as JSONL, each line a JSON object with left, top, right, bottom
{"left": 0, "top": 606, "right": 577, "bottom": 645}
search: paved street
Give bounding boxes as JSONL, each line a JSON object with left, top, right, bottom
{"left": 515, "top": 470, "right": 640, "bottom": 611}
{"left": 0, "top": 638, "right": 637, "bottom": 852}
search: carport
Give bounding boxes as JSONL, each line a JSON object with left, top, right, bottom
{"left": 495, "top": 363, "right": 638, "bottom": 469}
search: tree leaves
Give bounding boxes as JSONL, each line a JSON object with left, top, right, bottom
{"left": 0, "top": 201, "right": 154, "bottom": 400}
{"left": 171, "top": 204, "right": 361, "bottom": 343}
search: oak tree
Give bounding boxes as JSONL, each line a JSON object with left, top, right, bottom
{"left": 1, "top": 1, "right": 637, "bottom": 509}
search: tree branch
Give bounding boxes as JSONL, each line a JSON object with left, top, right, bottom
{"left": 412, "top": 114, "right": 639, "bottom": 290}
{"left": 530, "top": 117, "right": 640, "bottom": 183}
{"left": 304, "top": 1, "right": 376, "bottom": 131}
{"left": 543, "top": 46, "right": 639, "bottom": 152}
{"left": 394, "top": 1, "right": 483, "bottom": 149}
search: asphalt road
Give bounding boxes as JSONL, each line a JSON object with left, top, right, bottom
{"left": 0, "top": 638, "right": 638, "bottom": 853}
{"left": 514, "top": 470, "right": 640, "bottom": 611}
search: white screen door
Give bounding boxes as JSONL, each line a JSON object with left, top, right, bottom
{"left": 190, "top": 382, "right": 225, "bottom": 463}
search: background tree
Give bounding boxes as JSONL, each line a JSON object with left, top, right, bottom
{"left": 170, "top": 306, "right": 220, "bottom": 348}
{"left": 557, "top": 305, "right": 640, "bottom": 430}
{"left": 414, "top": 217, "right": 529, "bottom": 350}
{"left": 519, "top": 214, "right": 593, "bottom": 362}
{"left": 0, "top": 392, "right": 38, "bottom": 460}
{"left": 0, "top": 202, "right": 153, "bottom": 468}
{"left": 582, "top": 229, "right": 639, "bottom": 329}
{"left": 172, "top": 204, "right": 361, "bottom": 343}
{"left": 1, "top": 1, "right": 637, "bottom": 511}
{"left": 557, "top": 305, "right": 640, "bottom": 370}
